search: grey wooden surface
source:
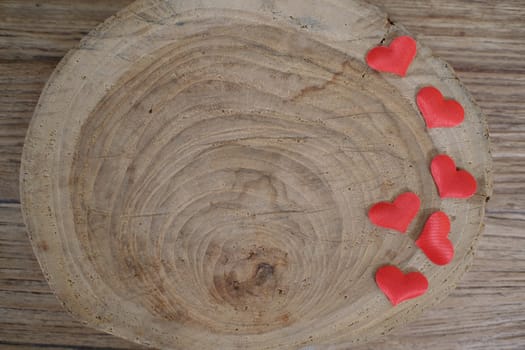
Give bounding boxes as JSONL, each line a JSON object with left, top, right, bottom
{"left": 0, "top": 1, "right": 524, "bottom": 349}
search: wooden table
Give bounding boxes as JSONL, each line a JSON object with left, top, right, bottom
{"left": 1, "top": 1, "right": 523, "bottom": 349}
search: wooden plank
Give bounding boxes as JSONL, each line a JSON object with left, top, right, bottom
{"left": 0, "top": 0, "right": 134, "bottom": 60}
{"left": 0, "top": 204, "right": 144, "bottom": 348}
{"left": 0, "top": 0, "right": 524, "bottom": 349}
{"left": 0, "top": 61, "right": 56, "bottom": 201}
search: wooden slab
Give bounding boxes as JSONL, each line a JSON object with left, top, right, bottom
{"left": 11, "top": 0, "right": 500, "bottom": 350}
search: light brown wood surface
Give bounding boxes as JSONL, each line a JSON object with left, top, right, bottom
{"left": 18, "top": 0, "right": 493, "bottom": 349}
{"left": 0, "top": 1, "right": 523, "bottom": 349}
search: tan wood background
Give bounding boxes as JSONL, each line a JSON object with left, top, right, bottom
{"left": 0, "top": 0, "right": 523, "bottom": 349}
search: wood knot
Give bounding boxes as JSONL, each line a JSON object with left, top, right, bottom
{"left": 254, "top": 263, "right": 274, "bottom": 286}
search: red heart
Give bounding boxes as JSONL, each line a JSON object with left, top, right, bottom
{"left": 375, "top": 265, "right": 428, "bottom": 306}
{"left": 417, "top": 86, "right": 465, "bottom": 128}
{"left": 366, "top": 36, "right": 417, "bottom": 77}
{"left": 416, "top": 211, "right": 454, "bottom": 265}
{"left": 430, "top": 155, "right": 477, "bottom": 198}
{"left": 368, "top": 192, "right": 420, "bottom": 233}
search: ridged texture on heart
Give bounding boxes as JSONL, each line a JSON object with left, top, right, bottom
{"left": 368, "top": 192, "right": 421, "bottom": 233}
{"left": 417, "top": 86, "right": 464, "bottom": 128}
{"left": 375, "top": 265, "right": 429, "bottom": 306}
{"left": 431, "top": 154, "right": 477, "bottom": 198}
{"left": 416, "top": 212, "right": 454, "bottom": 265}
{"left": 366, "top": 36, "right": 417, "bottom": 77}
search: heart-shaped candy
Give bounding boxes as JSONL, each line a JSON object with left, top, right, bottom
{"left": 368, "top": 192, "right": 420, "bottom": 233}
{"left": 416, "top": 211, "right": 454, "bottom": 265}
{"left": 366, "top": 36, "right": 417, "bottom": 77}
{"left": 430, "top": 155, "right": 477, "bottom": 198}
{"left": 375, "top": 265, "right": 428, "bottom": 306}
{"left": 417, "top": 86, "right": 464, "bottom": 128}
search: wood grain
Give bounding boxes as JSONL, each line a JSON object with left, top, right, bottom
{"left": 1, "top": 0, "right": 524, "bottom": 349}
{"left": 19, "top": 0, "right": 493, "bottom": 348}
